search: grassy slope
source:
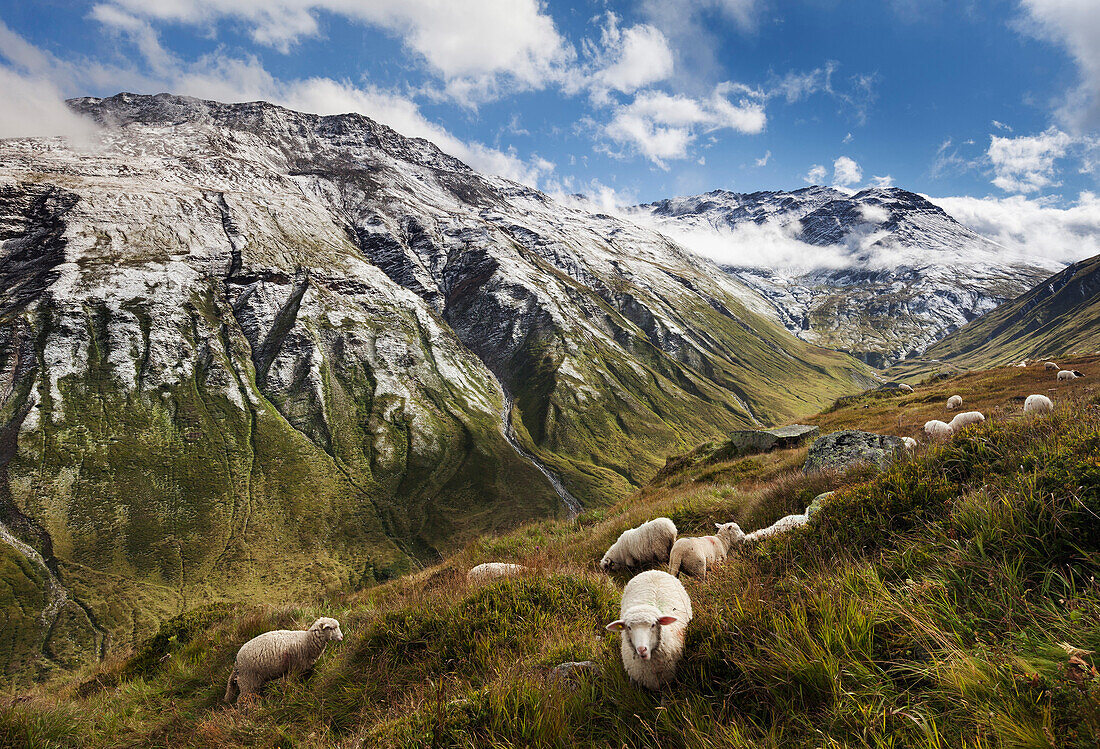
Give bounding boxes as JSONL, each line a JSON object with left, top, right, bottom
{"left": 900, "top": 253, "right": 1100, "bottom": 374}
{"left": 3, "top": 361, "right": 1099, "bottom": 748}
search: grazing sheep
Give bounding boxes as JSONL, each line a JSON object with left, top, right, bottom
{"left": 668, "top": 522, "right": 744, "bottom": 580}
{"left": 746, "top": 513, "right": 809, "bottom": 541}
{"left": 948, "top": 411, "right": 985, "bottom": 431}
{"left": 1016, "top": 361, "right": 1028, "bottom": 367}
{"left": 924, "top": 420, "right": 953, "bottom": 438}
{"left": 467, "top": 563, "right": 529, "bottom": 585}
{"left": 606, "top": 571, "right": 692, "bottom": 690}
{"left": 897, "top": 383, "right": 914, "bottom": 393}
{"left": 224, "top": 617, "right": 343, "bottom": 703}
{"left": 901, "top": 436, "right": 918, "bottom": 450}
{"left": 946, "top": 395, "right": 963, "bottom": 411}
{"left": 600, "top": 517, "right": 677, "bottom": 572}
{"left": 1057, "top": 370, "right": 1079, "bottom": 381}
{"left": 1044, "top": 362, "right": 1059, "bottom": 371}
{"left": 1023, "top": 394, "right": 1054, "bottom": 415}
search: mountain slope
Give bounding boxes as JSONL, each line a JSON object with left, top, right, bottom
{"left": 0, "top": 93, "right": 872, "bottom": 682}
{"left": 636, "top": 187, "right": 1061, "bottom": 366}
{"left": 918, "top": 251, "right": 1100, "bottom": 368}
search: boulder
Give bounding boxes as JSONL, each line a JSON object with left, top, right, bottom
{"left": 548, "top": 661, "right": 601, "bottom": 689}
{"left": 720, "top": 424, "right": 820, "bottom": 459}
{"left": 805, "top": 491, "right": 835, "bottom": 518}
{"left": 803, "top": 431, "right": 904, "bottom": 474}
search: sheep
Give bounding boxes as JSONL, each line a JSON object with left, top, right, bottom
{"left": 224, "top": 617, "right": 344, "bottom": 703}
{"left": 1016, "top": 361, "right": 1028, "bottom": 368}
{"left": 606, "top": 570, "right": 692, "bottom": 690}
{"left": 1023, "top": 394, "right": 1054, "bottom": 415}
{"left": 467, "top": 563, "right": 529, "bottom": 584}
{"left": 897, "top": 383, "right": 914, "bottom": 393}
{"left": 924, "top": 419, "right": 953, "bottom": 438}
{"left": 901, "top": 436, "right": 918, "bottom": 450}
{"left": 668, "top": 522, "right": 744, "bottom": 580}
{"left": 946, "top": 395, "right": 963, "bottom": 411}
{"left": 746, "top": 513, "right": 809, "bottom": 541}
{"left": 948, "top": 411, "right": 985, "bottom": 431}
{"left": 1057, "top": 370, "right": 1083, "bottom": 381}
{"left": 1044, "top": 362, "right": 1059, "bottom": 371}
{"left": 600, "top": 517, "right": 677, "bottom": 572}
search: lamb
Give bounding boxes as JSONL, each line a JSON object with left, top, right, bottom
{"left": 668, "top": 522, "right": 744, "bottom": 580}
{"left": 948, "top": 411, "right": 985, "bottom": 431}
{"left": 1057, "top": 370, "right": 1082, "bottom": 381}
{"left": 1044, "top": 362, "right": 1059, "bottom": 370}
{"left": 901, "top": 436, "right": 918, "bottom": 450}
{"left": 224, "top": 617, "right": 344, "bottom": 703}
{"left": 746, "top": 513, "right": 809, "bottom": 540}
{"left": 467, "top": 562, "right": 529, "bottom": 584}
{"left": 924, "top": 419, "right": 953, "bottom": 438}
{"left": 606, "top": 570, "right": 692, "bottom": 690}
{"left": 600, "top": 517, "right": 677, "bottom": 572}
{"left": 946, "top": 395, "right": 963, "bottom": 411}
{"left": 1023, "top": 394, "right": 1054, "bottom": 415}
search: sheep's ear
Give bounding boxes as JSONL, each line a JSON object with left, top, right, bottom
{"left": 605, "top": 620, "right": 626, "bottom": 632}
{"left": 715, "top": 523, "right": 722, "bottom": 529}
{"left": 656, "top": 616, "right": 678, "bottom": 626}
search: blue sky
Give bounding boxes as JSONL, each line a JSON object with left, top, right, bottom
{"left": 2, "top": 1, "right": 1100, "bottom": 260}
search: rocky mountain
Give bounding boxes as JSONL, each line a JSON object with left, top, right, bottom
{"left": 0, "top": 93, "right": 873, "bottom": 682}
{"left": 635, "top": 187, "right": 1061, "bottom": 367}
{"left": 917, "top": 251, "right": 1100, "bottom": 369}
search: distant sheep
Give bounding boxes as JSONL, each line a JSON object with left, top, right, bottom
{"left": 1016, "top": 361, "right": 1028, "bottom": 368}
{"left": 1044, "top": 362, "right": 1059, "bottom": 371}
{"left": 467, "top": 563, "right": 529, "bottom": 584}
{"left": 897, "top": 383, "right": 914, "bottom": 393}
{"left": 746, "top": 513, "right": 809, "bottom": 541}
{"left": 948, "top": 411, "right": 985, "bottom": 431}
{"left": 946, "top": 395, "right": 963, "bottom": 411}
{"left": 1023, "top": 394, "right": 1054, "bottom": 415}
{"left": 606, "top": 570, "right": 692, "bottom": 690}
{"left": 924, "top": 420, "right": 953, "bottom": 438}
{"left": 224, "top": 617, "right": 344, "bottom": 703}
{"left": 668, "top": 522, "right": 744, "bottom": 580}
{"left": 600, "top": 518, "right": 677, "bottom": 572}
{"left": 1057, "top": 370, "right": 1082, "bottom": 381}
{"left": 901, "top": 436, "right": 918, "bottom": 450}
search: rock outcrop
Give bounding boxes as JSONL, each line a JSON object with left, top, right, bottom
{"left": 803, "top": 431, "right": 904, "bottom": 474}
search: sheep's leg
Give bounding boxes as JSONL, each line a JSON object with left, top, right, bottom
{"left": 702, "top": 560, "right": 708, "bottom": 582}
{"left": 223, "top": 668, "right": 239, "bottom": 703}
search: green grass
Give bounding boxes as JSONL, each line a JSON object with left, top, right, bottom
{"left": 2, "top": 363, "right": 1098, "bottom": 747}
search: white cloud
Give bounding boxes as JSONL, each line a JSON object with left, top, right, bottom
{"left": 859, "top": 203, "right": 890, "bottom": 223}
{"left": 587, "top": 14, "right": 674, "bottom": 100}
{"left": 755, "top": 150, "right": 771, "bottom": 167}
{"left": 804, "top": 164, "right": 827, "bottom": 184}
{"left": 1019, "top": 0, "right": 1100, "bottom": 130}
{"left": 932, "top": 191, "right": 1100, "bottom": 264}
{"left": 93, "top": 0, "right": 576, "bottom": 104}
{"left": 991, "top": 119, "right": 1013, "bottom": 132}
{"left": 832, "top": 156, "right": 863, "bottom": 187}
{"left": 602, "top": 85, "right": 765, "bottom": 167}
{"left": 843, "top": 132, "right": 853, "bottom": 143}
{"left": 988, "top": 127, "right": 1073, "bottom": 193}
{"left": 0, "top": 66, "right": 99, "bottom": 140}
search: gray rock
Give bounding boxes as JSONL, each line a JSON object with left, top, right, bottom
{"left": 548, "top": 661, "right": 601, "bottom": 689}
{"left": 805, "top": 491, "right": 835, "bottom": 518}
{"left": 803, "top": 431, "right": 904, "bottom": 474}
{"left": 721, "top": 424, "right": 820, "bottom": 458}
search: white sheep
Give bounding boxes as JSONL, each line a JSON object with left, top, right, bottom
{"left": 600, "top": 517, "right": 677, "bottom": 572}
{"left": 1044, "top": 362, "right": 1059, "bottom": 370}
{"left": 948, "top": 411, "right": 985, "bottom": 431}
{"left": 924, "top": 420, "right": 953, "bottom": 438}
{"left": 668, "top": 522, "right": 744, "bottom": 579}
{"left": 1016, "top": 361, "right": 1028, "bottom": 367}
{"left": 1023, "top": 394, "right": 1054, "bottom": 415}
{"left": 746, "top": 513, "right": 809, "bottom": 541}
{"left": 897, "top": 383, "right": 914, "bottom": 393}
{"left": 224, "top": 617, "right": 344, "bottom": 702}
{"left": 467, "top": 563, "right": 529, "bottom": 584}
{"left": 606, "top": 570, "right": 692, "bottom": 690}
{"left": 1057, "top": 370, "right": 1081, "bottom": 381}
{"left": 946, "top": 395, "right": 963, "bottom": 411}
{"left": 901, "top": 436, "right": 918, "bottom": 450}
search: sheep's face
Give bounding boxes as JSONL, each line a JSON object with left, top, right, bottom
{"left": 599, "top": 556, "right": 617, "bottom": 573}
{"left": 715, "top": 522, "right": 744, "bottom": 545}
{"left": 311, "top": 617, "right": 344, "bottom": 642}
{"left": 606, "top": 613, "right": 678, "bottom": 660}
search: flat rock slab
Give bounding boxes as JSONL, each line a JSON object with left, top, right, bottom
{"left": 722, "top": 424, "right": 820, "bottom": 458}
{"left": 803, "top": 430, "right": 903, "bottom": 474}
{"left": 548, "top": 661, "right": 601, "bottom": 689}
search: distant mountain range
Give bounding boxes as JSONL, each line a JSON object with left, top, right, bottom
{"left": 634, "top": 187, "right": 1062, "bottom": 367}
